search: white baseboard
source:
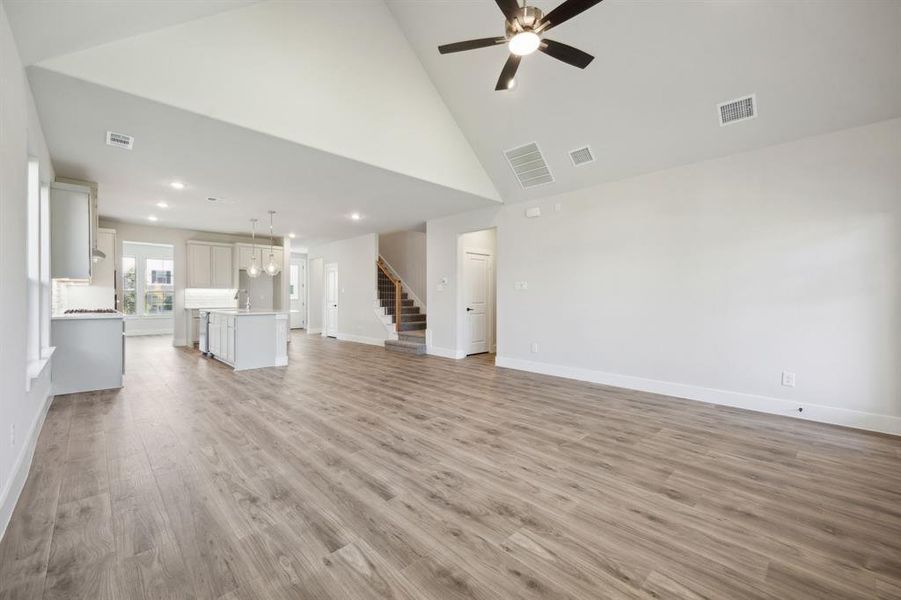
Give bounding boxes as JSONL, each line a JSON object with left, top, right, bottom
{"left": 336, "top": 333, "right": 386, "bottom": 347}
{"left": 308, "top": 327, "right": 322, "bottom": 335}
{"left": 495, "top": 356, "right": 901, "bottom": 437}
{"left": 428, "top": 346, "right": 466, "bottom": 359}
{"left": 0, "top": 381, "right": 53, "bottom": 541}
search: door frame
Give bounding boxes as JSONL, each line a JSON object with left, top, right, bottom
{"left": 288, "top": 254, "right": 307, "bottom": 329}
{"left": 458, "top": 229, "right": 496, "bottom": 356}
{"left": 323, "top": 262, "right": 338, "bottom": 338}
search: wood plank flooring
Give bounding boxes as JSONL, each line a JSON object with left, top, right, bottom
{"left": 1, "top": 333, "right": 900, "bottom": 599}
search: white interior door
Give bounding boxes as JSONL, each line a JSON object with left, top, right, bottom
{"left": 325, "top": 263, "right": 338, "bottom": 338}
{"left": 463, "top": 251, "right": 491, "bottom": 355}
{"left": 289, "top": 258, "right": 306, "bottom": 329}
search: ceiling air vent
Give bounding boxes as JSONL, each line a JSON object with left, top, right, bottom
{"left": 568, "top": 145, "right": 595, "bottom": 167}
{"left": 106, "top": 131, "right": 134, "bottom": 150}
{"left": 717, "top": 94, "right": 757, "bottom": 126}
{"left": 504, "top": 142, "right": 554, "bottom": 189}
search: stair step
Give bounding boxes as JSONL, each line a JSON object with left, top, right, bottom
{"left": 398, "top": 331, "right": 425, "bottom": 343}
{"left": 398, "top": 321, "right": 427, "bottom": 331}
{"left": 381, "top": 299, "right": 414, "bottom": 308}
{"left": 385, "top": 306, "right": 420, "bottom": 315}
{"left": 384, "top": 340, "right": 426, "bottom": 355}
{"left": 393, "top": 313, "right": 426, "bottom": 323}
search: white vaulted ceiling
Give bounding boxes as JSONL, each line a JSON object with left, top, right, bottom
{"left": 5, "top": 0, "right": 901, "bottom": 242}
{"left": 388, "top": 0, "right": 901, "bottom": 201}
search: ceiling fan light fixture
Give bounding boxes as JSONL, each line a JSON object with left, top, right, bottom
{"left": 509, "top": 31, "right": 540, "bottom": 56}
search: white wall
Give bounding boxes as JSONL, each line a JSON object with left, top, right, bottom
{"left": 100, "top": 219, "right": 284, "bottom": 346}
{"left": 309, "top": 234, "right": 387, "bottom": 345}
{"left": 308, "top": 257, "right": 324, "bottom": 334}
{"left": 379, "top": 230, "right": 426, "bottom": 308}
{"left": 427, "top": 118, "right": 901, "bottom": 434}
{"left": 0, "top": 2, "right": 56, "bottom": 539}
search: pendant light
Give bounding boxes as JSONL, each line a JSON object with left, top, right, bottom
{"left": 264, "top": 210, "right": 281, "bottom": 277}
{"left": 247, "top": 218, "right": 261, "bottom": 278}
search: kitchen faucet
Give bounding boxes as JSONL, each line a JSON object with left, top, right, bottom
{"left": 234, "top": 289, "right": 251, "bottom": 311}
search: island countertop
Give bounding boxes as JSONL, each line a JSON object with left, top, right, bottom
{"left": 206, "top": 309, "right": 288, "bottom": 317}
{"left": 52, "top": 312, "right": 125, "bottom": 320}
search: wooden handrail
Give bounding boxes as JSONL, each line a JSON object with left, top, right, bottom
{"left": 377, "top": 258, "right": 402, "bottom": 332}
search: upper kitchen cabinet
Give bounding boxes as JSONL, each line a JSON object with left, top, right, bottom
{"left": 236, "top": 244, "right": 262, "bottom": 271}
{"left": 92, "top": 228, "right": 117, "bottom": 288}
{"left": 187, "top": 241, "right": 234, "bottom": 288}
{"left": 237, "top": 243, "right": 283, "bottom": 272}
{"left": 50, "top": 181, "right": 94, "bottom": 280}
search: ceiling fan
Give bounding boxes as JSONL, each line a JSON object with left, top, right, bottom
{"left": 438, "top": 0, "right": 604, "bottom": 91}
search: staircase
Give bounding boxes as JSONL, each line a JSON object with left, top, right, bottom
{"left": 377, "top": 261, "right": 426, "bottom": 355}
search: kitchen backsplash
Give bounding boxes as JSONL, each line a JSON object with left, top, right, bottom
{"left": 184, "top": 288, "right": 238, "bottom": 309}
{"left": 52, "top": 279, "right": 115, "bottom": 315}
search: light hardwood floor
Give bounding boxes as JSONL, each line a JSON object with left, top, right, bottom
{"left": 1, "top": 333, "right": 900, "bottom": 599}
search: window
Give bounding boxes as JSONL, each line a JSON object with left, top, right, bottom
{"left": 26, "top": 160, "right": 53, "bottom": 390}
{"left": 122, "top": 256, "right": 137, "bottom": 315}
{"left": 144, "top": 258, "right": 173, "bottom": 315}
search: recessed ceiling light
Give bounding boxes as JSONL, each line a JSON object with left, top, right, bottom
{"left": 156, "top": 201, "right": 169, "bottom": 208}
{"left": 170, "top": 181, "right": 185, "bottom": 190}
{"left": 288, "top": 233, "right": 296, "bottom": 239}
{"left": 350, "top": 213, "right": 361, "bottom": 221}
{"left": 148, "top": 215, "right": 158, "bottom": 222}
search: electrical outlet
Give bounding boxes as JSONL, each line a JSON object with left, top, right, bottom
{"left": 781, "top": 371, "right": 796, "bottom": 387}
{"left": 531, "top": 342, "right": 539, "bottom": 353}
{"left": 514, "top": 281, "right": 529, "bottom": 290}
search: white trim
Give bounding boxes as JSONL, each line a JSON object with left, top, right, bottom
{"left": 378, "top": 254, "right": 426, "bottom": 313}
{"left": 495, "top": 356, "right": 901, "bottom": 437}
{"left": 25, "top": 346, "right": 55, "bottom": 392}
{"left": 307, "top": 327, "right": 322, "bottom": 335}
{"left": 0, "top": 383, "right": 53, "bottom": 541}
{"left": 336, "top": 333, "right": 385, "bottom": 347}
{"left": 427, "top": 346, "right": 466, "bottom": 359}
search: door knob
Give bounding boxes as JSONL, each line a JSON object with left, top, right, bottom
{"left": 466, "top": 307, "right": 473, "bottom": 312}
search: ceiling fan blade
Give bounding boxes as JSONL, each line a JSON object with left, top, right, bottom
{"left": 495, "top": 54, "right": 522, "bottom": 91}
{"left": 540, "top": 0, "right": 604, "bottom": 31}
{"left": 439, "top": 37, "right": 506, "bottom": 54}
{"left": 539, "top": 39, "right": 594, "bottom": 69}
{"left": 495, "top": 0, "right": 522, "bottom": 23}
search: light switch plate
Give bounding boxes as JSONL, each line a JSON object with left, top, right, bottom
{"left": 514, "top": 281, "right": 528, "bottom": 290}
{"left": 525, "top": 207, "right": 541, "bottom": 218}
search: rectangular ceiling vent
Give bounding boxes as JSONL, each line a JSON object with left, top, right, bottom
{"left": 106, "top": 131, "right": 134, "bottom": 150}
{"left": 504, "top": 142, "right": 554, "bottom": 189}
{"left": 568, "top": 145, "right": 595, "bottom": 167}
{"left": 717, "top": 94, "right": 757, "bottom": 126}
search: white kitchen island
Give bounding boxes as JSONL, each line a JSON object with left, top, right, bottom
{"left": 207, "top": 310, "right": 288, "bottom": 371}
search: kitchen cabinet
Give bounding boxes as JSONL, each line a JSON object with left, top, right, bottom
{"left": 237, "top": 245, "right": 262, "bottom": 271}
{"left": 236, "top": 244, "right": 283, "bottom": 272}
{"left": 211, "top": 245, "right": 233, "bottom": 288}
{"left": 50, "top": 182, "right": 93, "bottom": 280}
{"left": 208, "top": 311, "right": 236, "bottom": 365}
{"left": 187, "top": 241, "right": 234, "bottom": 289}
{"left": 92, "top": 228, "right": 117, "bottom": 288}
{"left": 206, "top": 310, "right": 287, "bottom": 371}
